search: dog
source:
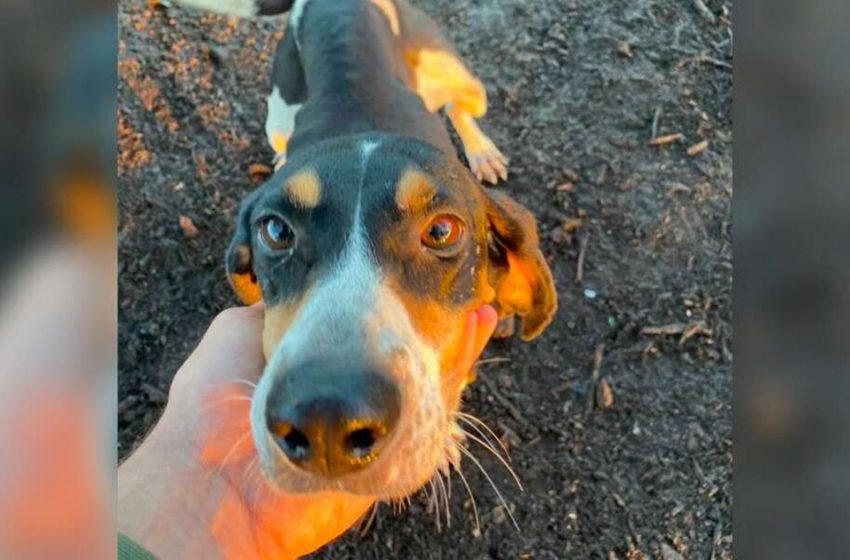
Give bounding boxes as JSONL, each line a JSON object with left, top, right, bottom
{"left": 176, "top": 0, "right": 556, "bottom": 506}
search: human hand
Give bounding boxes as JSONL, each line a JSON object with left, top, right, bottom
{"left": 119, "top": 303, "right": 497, "bottom": 559}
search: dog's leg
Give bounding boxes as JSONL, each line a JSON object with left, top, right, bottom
{"left": 397, "top": 0, "right": 508, "bottom": 184}
{"left": 266, "top": 87, "right": 301, "bottom": 169}
{"left": 266, "top": 30, "right": 306, "bottom": 169}
{"left": 445, "top": 102, "right": 508, "bottom": 185}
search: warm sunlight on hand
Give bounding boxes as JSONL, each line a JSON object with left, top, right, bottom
{"left": 119, "top": 303, "right": 497, "bottom": 560}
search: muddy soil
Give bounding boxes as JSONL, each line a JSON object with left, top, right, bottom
{"left": 118, "top": 0, "right": 732, "bottom": 557}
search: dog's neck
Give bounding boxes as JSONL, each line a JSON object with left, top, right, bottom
{"left": 286, "top": 0, "right": 457, "bottom": 158}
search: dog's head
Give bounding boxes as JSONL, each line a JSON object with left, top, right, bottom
{"left": 226, "top": 134, "right": 556, "bottom": 498}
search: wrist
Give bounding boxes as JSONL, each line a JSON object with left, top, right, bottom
{"left": 117, "top": 414, "right": 219, "bottom": 557}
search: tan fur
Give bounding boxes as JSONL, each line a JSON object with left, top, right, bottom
{"left": 284, "top": 170, "right": 322, "bottom": 210}
{"left": 229, "top": 271, "right": 262, "bottom": 305}
{"left": 262, "top": 294, "right": 311, "bottom": 360}
{"left": 403, "top": 47, "right": 487, "bottom": 115}
{"left": 367, "top": 0, "right": 400, "bottom": 35}
{"left": 395, "top": 167, "right": 437, "bottom": 213}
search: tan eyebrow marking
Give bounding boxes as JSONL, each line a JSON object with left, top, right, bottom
{"left": 283, "top": 170, "right": 322, "bottom": 209}
{"left": 262, "top": 292, "right": 311, "bottom": 360}
{"left": 367, "top": 0, "right": 400, "bottom": 35}
{"left": 395, "top": 168, "right": 437, "bottom": 213}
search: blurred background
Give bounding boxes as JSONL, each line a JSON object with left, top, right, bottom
{"left": 0, "top": 1, "right": 116, "bottom": 558}
{"left": 736, "top": 0, "right": 850, "bottom": 558}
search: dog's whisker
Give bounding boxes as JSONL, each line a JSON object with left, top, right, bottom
{"left": 453, "top": 442, "right": 521, "bottom": 533}
{"left": 473, "top": 357, "right": 511, "bottom": 366}
{"left": 455, "top": 412, "right": 511, "bottom": 459}
{"left": 453, "top": 461, "right": 481, "bottom": 536}
{"left": 213, "top": 431, "right": 254, "bottom": 479}
{"left": 356, "top": 501, "right": 379, "bottom": 537}
{"left": 210, "top": 395, "right": 255, "bottom": 406}
{"left": 228, "top": 379, "right": 258, "bottom": 389}
{"left": 458, "top": 428, "right": 523, "bottom": 491}
{"left": 435, "top": 470, "right": 451, "bottom": 528}
{"left": 426, "top": 478, "right": 442, "bottom": 531}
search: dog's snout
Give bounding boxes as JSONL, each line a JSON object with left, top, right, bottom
{"left": 265, "top": 368, "right": 401, "bottom": 477}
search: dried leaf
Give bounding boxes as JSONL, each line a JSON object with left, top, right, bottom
{"left": 687, "top": 139, "right": 709, "bottom": 156}
{"left": 179, "top": 215, "right": 199, "bottom": 238}
{"left": 248, "top": 162, "right": 273, "bottom": 182}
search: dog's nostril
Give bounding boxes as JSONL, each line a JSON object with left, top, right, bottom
{"left": 271, "top": 423, "right": 311, "bottom": 460}
{"left": 344, "top": 427, "right": 379, "bottom": 458}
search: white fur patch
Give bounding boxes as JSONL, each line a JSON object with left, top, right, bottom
{"left": 174, "top": 0, "right": 257, "bottom": 17}
{"left": 265, "top": 85, "right": 302, "bottom": 154}
{"left": 361, "top": 140, "right": 380, "bottom": 160}
{"left": 288, "top": 0, "right": 313, "bottom": 49}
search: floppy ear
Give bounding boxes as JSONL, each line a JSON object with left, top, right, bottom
{"left": 225, "top": 202, "right": 262, "bottom": 305}
{"left": 485, "top": 190, "right": 557, "bottom": 340}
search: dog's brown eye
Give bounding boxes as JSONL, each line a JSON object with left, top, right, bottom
{"left": 260, "top": 216, "right": 295, "bottom": 251}
{"left": 421, "top": 214, "right": 464, "bottom": 251}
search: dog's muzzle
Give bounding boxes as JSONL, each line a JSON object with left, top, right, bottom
{"left": 264, "top": 360, "right": 401, "bottom": 477}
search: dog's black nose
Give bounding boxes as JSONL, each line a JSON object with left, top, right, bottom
{"left": 265, "top": 369, "right": 401, "bottom": 477}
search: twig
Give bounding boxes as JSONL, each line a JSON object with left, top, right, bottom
{"left": 479, "top": 374, "right": 535, "bottom": 432}
{"left": 585, "top": 343, "right": 605, "bottom": 413}
{"left": 641, "top": 323, "right": 687, "bottom": 336}
{"left": 679, "top": 321, "right": 713, "bottom": 344}
{"left": 576, "top": 232, "right": 590, "bottom": 283}
{"left": 640, "top": 321, "right": 712, "bottom": 344}
{"left": 651, "top": 106, "right": 662, "bottom": 140}
{"left": 696, "top": 53, "right": 732, "bottom": 70}
{"left": 649, "top": 133, "right": 684, "bottom": 146}
{"left": 691, "top": 0, "right": 716, "bottom": 24}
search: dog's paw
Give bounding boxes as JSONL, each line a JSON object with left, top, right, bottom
{"left": 466, "top": 140, "right": 508, "bottom": 185}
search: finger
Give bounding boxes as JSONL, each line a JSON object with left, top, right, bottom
{"left": 452, "top": 304, "right": 498, "bottom": 374}
{"left": 471, "top": 304, "right": 498, "bottom": 362}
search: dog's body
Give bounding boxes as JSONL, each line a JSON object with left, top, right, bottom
{"left": 176, "top": 0, "right": 555, "bottom": 509}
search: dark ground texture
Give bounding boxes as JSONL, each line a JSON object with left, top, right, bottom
{"left": 118, "top": 0, "right": 732, "bottom": 558}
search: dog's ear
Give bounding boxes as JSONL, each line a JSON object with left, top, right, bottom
{"left": 485, "top": 190, "right": 557, "bottom": 340}
{"left": 226, "top": 200, "right": 262, "bottom": 305}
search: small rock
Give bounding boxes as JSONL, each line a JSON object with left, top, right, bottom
{"left": 550, "top": 227, "right": 571, "bottom": 245}
{"left": 617, "top": 42, "right": 634, "bottom": 58}
{"left": 660, "top": 543, "right": 685, "bottom": 560}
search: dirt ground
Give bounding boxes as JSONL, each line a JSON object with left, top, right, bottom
{"left": 118, "top": 0, "right": 732, "bottom": 557}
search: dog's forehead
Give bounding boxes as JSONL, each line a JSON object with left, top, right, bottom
{"left": 258, "top": 137, "right": 478, "bottom": 222}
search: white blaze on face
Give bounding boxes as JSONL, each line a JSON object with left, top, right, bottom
{"left": 250, "top": 140, "right": 448, "bottom": 497}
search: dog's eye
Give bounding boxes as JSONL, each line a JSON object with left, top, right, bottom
{"left": 421, "top": 214, "right": 464, "bottom": 251}
{"left": 259, "top": 216, "right": 295, "bottom": 251}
